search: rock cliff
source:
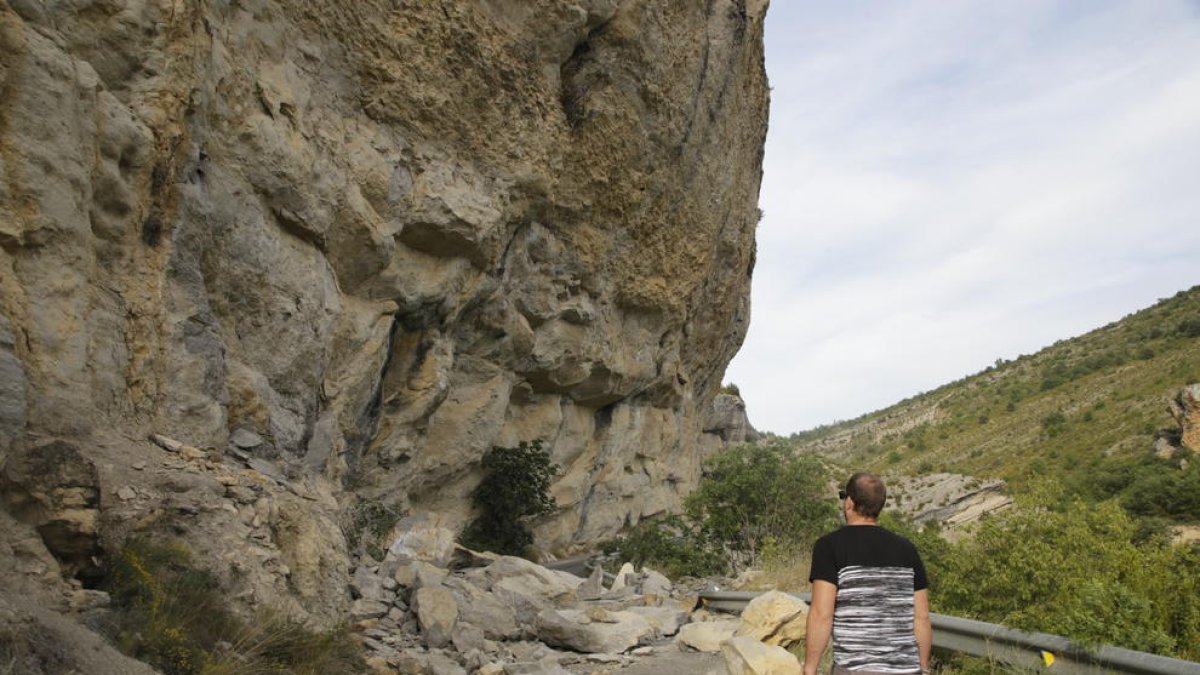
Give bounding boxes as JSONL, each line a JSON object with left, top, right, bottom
{"left": 0, "top": 0, "right": 768, "bottom": 626}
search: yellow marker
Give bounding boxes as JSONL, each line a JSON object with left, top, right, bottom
{"left": 1041, "top": 650, "right": 1056, "bottom": 667}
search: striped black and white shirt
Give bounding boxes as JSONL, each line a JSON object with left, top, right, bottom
{"left": 809, "top": 526, "right": 928, "bottom": 673}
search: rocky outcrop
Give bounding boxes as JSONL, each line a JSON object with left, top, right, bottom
{"left": 0, "top": 0, "right": 768, "bottom": 628}
{"left": 702, "top": 393, "right": 762, "bottom": 452}
{"left": 890, "top": 473, "right": 1013, "bottom": 535}
{"left": 1169, "top": 384, "right": 1200, "bottom": 452}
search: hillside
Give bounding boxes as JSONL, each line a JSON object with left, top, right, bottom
{"left": 792, "top": 285, "right": 1200, "bottom": 520}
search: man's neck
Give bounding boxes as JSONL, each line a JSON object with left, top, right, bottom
{"left": 846, "top": 513, "right": 878, "bottom": 526}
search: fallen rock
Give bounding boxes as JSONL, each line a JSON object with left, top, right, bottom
{"left": 735, "top": 591, "right": 807, "bottom": 647}
{"left": 610, "top": 562, "right": 636, "bottom": 591}
{"left": 578, "top": 565, "right": 606, "bottom": 600}
{"left": 720, "top": 635, "right": 802, "bottom": 675}
{"left": 352, "top": 565, "right": 390, "bottom": 602}
{"left": 350, "top": 598, "right": 390, "bottom": 621}
{"left": 535, "top": 608, "right": 653, "bottom": 654}
{"left": 677, "top": 618, "right": 740, "bottom": 653}
{"left": 388, "top": 558, "right": 449, "bottom": 590}
{"left": 627, "top": 605, "right": 689, "bottom": 637}
{"left": 388, "top": 514, "right": 456, "bottom": 566}
{"left": 426, "top": 649, "right": 468, "bottom": 675}
{"left": 414, "top": 586, "right": 459, "bottom": 648}
{"left": 446, "top": 578, "right": 521, "bottom": 640}
{"left": 639, "top": 568, "right": 673, "bottom": 597}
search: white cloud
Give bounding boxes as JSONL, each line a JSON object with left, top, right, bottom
{"left": 726, "top": 1, "right": 1200, "bottom": 434}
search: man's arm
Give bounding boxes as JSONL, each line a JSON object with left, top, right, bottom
{"left": 804, "top": 580, "right": 837, "bottom": 675}
{"left": 914, "top": 588, "right": 932, "bottom": 672}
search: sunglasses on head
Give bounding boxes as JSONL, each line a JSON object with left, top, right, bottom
{"left": 838, "top": 490, "right": 848, "bottom": 500}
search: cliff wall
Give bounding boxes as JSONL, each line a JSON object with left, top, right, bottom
{"left": 0, "top": 0, "right": 768, "bottom": 622}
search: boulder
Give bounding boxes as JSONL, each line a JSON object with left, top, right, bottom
{"left": 483, "top": 556, "right": 584, "bottom": 595}
{"left": 387, "top": 514, "right": 457, "bottom": 566}
{"left": 577, "top": 565, "right": 606, "bottom": 600}
{"left": 610, "top": 562, "right": 636, "bottom": 591}
{"left": 350, "top": 598, "right": 390, "bottom": 621}
{"left": 388, "top": 559, "right": 449, "bottom": 590}
{"left": 534, "top": 608, "right": 653, "bottom": 654}
{"left": 445, "top": 578, "right": 521, "bottom": 640}
{"left": 735, "top": 591, "right": 808, "bottom": 647}
{"left": 414, "top": 586, "right": 459, "bottom": 648}
{"left": 720, "top": 635, "right": 802, "bottom": 675}
{"left": 639, "top": 568, "right": 673, "bottom": 597}
{"left": 484, "top": 556, "right": 582, "bottom": 626}
{"left": 351, "top": 565, "right": 390, "bottom": 603}
{"left": 627, "top": 605, "right": 689, "bottom": 637}
{"left": 426, "top": 650, "right": 468, "bottom": 675}
{"left": 677, "top": 619, "right": 741, "bottom": 653}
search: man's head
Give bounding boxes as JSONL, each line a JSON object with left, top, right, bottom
{"left": 843, "top": 472, "right": 886, "bottom": 520}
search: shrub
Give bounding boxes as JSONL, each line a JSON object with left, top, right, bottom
{"left": 684, "top": 441, "right": 838, "bottom": 570}
{"left": 935, "top": 493, "right": 1200, "bottom": 660}
{"left": 604, "top": 515, "right": 725, "bottom": 579}
{"left": 720, "top": 382, "right": 742, "bottom": 397}
{"left": 460, "top": 440, "right": 557, "bottom": 556}
{"left": 345, "top": 499, "right": 403, "bottom": 560}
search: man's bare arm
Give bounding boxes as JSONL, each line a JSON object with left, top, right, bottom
{"left": 804, "top": 580, "right": 837, "bottom": 675}
{"left": 914, "top": 588, "right": 932, "bottom": 672}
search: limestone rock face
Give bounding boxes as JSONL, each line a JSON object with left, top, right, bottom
{"left": 702, "top": 392, "right": 762, "bottom": 453}
{"left": 0, "top": 0, "right": 767, "bottom": 562}
{"left": 1170, "top": 384, "right": 1200, "bottom": 451}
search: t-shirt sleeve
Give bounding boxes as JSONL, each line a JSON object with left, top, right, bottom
{"left": 809, "top": 536, "right": 838, "bottom": 586}
{"left": 912, "top": 545, "right": 929, "bottom": 591}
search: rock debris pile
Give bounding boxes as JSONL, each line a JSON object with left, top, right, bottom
{"left": 351, "top": 519, "right": 807, "bottom": 675}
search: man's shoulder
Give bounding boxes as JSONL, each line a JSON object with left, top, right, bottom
{"left": 822, "top": 525, "right": 918, "bottom": 549}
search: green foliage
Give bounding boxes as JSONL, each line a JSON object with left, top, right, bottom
{"left": 603, "top": 515, "right": 725, "bottom": 578}
{"left": 102, "top": 538, "right": 362, "bottom": 674}
{"left": 1121, "top": 454, "right": 1200, "bottom": 520}
{"left": 684, "top": 441, "right": 838, "bottom": 569}
{"left": 344, "top": 499, "right": 403, "bottom": 560}
{"left": 787, "top": 285, "right": 1200, "bottom": 491}
{"left": 720, "top": 382, "right": 742, "bottom": 397}
{"left": 460, "top": 440, "right": 557, "bottom": 556}
{"left": 934, "top": 493, "right": 1200, "bottom": 660}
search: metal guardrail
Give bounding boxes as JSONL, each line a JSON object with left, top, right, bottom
{"left": 698, "top": 590, "right": 1200, "bottom": 675}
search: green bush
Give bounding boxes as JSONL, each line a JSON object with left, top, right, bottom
{"left": 934, "top": 493, "right": 1200, "bottom": 660}
{"left": 345, "top": 499, "right": 403, "bottom": 560}
{"left": 460, "top": 440, "right": 557, "bottom": 556}
{"left": 684, "top": 441, "right": 838, "bottom": 570}
{"left": 1121, "top": 457, "right": 1200, "bottom": 520}
{"left": 720, "top": 382, "right": 742, "bottom": 397}
{"left": 604, "top": 515, "right": 725, "bottom": 578}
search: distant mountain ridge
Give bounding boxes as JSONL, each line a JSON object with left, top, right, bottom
{"left": 791, "top": 285, "right": 1200, "bottom": 512}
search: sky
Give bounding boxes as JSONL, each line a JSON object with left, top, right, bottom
{"left": 724, "top": 1, "right": 1200, "bottom": 435}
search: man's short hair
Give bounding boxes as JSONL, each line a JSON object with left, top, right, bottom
{"left": 846, "top": 472, "right": 886, "bottom": 519}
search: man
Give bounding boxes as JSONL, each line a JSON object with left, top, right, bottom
{"left": 803, "top": 472, "right": 932, "bottom": 675}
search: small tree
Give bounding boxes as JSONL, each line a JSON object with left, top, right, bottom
{"left": 684, "top": 441, "right": 838, "bottom": 570}
{"left": 460, "top": 440, "right": 557, "bottom": 556}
